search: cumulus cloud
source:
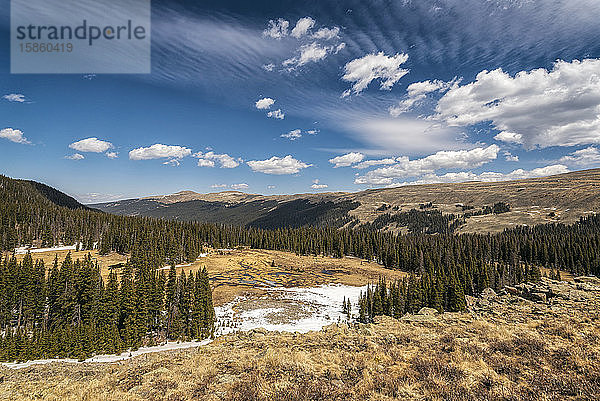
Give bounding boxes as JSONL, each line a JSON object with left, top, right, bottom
{"left": 494, "top": 131, "right": 524, "bottom": 144}
{"left": 559, "top": 146, "right": 600, "bottom": 166}
{"left": 329, "top": 152, "right": 365, "bottom": 168}
{"left": 387, "top": 165, "right": 570, "bottom": 187}
{"left": 65, "top": 153, "right": 84, "bottom": 160}
{"left": 129, "top": 144, "right": 192, "bottom": 164}
{"left": 255, "top": 97, "right": 275, "bottom": 109}
{"left": 283, "top": 42, "right": 325, "bottom": 68}
{"left": 0, "top": 128, "right": 30, "bottom": 144}
{"left": 281, "top": 129, "right": 302, "bottom": 140}
{"left": 267, "top": 185, "right": 276, "bottom": 189}
{"left": 106, "top": 151, "right": 118, "bottom": 159}
{"left": 2, "top": 94, "right": 26, "bottom": 103}
{"left": 267, "top": 109, "right": 285, "bottom": 120}
{"left": 262, "top": 63, "right": 275, "bottom": 72}
{"left": 435, "top": 59, "right": 600, "bottom": 148}
{"left": 291, "top": 17, "right": 315, "bottom": 38}
{"left": 211, "top": 184, "right": 228, "bottom": 189}
{"left": 69, "top": 137, "right": 113, "bottom": 153}
{"left": 389, "top": 79, "right": 459, "bottom": 116}
{"left": 355, "top": 145, "right": 499, "bottom": 185}
{"left": 353, "top": 158, "right": 398, "bottom": 169}
{"left": 504, "top": 151, "right": 519, "bottom": 162}
{"left": 341, "top": 52, "right": 409, "bottom": 97}
{"left": 311, "top": 179, "right": 328, "bottom": 189}
{"left": 247, "top": 155, "right": 311, "bottom": 175}
{"left": 263, "top": 18, "right": 289, "bottom": 39}
{"left": 306, "top": 129, "right": 319, "bottom": 135}
{"left": 194, "top": 151, "right": 241, "bottom": 168}
{"left": 230, "top": 183, "right": 249, "bottom": 190}
{"left": 312, "top": 27, "right": 340, "bottom": 40}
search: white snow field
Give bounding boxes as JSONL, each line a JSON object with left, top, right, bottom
{"left": 214, "top": 283, "right": 366, "bottom": 335}
{"left": 2, "top": 283, "right": 367, "bottom": 369}
{"left": 14, "top": 242, "right": 97, "bottom": 255}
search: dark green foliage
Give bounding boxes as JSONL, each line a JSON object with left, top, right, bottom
{"left": 246, "top": 199, "right": 360, "bottom": 229}
{"left": 364, "top": 209, "right": 463, "bottom": 234}
{"left": 0, "top": 252, "right": 214, "bottom": 362}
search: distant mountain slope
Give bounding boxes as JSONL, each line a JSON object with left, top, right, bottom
{"left": 91, "top": 169, "right": 600, "bottom": 232}
{"left": 25, "top": 180, "right": 91, "bottom": 210}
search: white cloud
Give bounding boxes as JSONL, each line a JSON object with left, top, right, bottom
{"left": 559, "top": 146, "right": 600, "bottom": 166}
{"left": 504, "top": 151, "right": 519, "bottom": 162}
{"left": 262, "top": 63, "right": 275, "bottom": 72}
{"left": 197, "top": 159, "right": 215, "bottom": 167}
{"left": 247, "top": 155, "right": 311, "bottom": 175}
{"left": 281, "top": 129, "right": 302, "bottom": 140}
{"left": 389, "top": 79, "right": 459, "bottom": 116}
{"left": 494, "top": 131, "right": 524, "bottom": 144}
{"left": 329, "top": 152, "right": 365, "bottom": 168}
{"left": 2, "top": 94, "right": 26, "bottom": 103}
{"left": 312, "top": 27, "right": 340, "bottom": 40}
{"left": 341, "top": 52, "right": 409, "bottom": 97}
{"left": 355, "top": 145, "right": 499, "bottom": 185}
{"left": 69, "top": 137, "right": 113, "bottom": 153}
{"left": 230, "top": 183, "right": 249, "bottom": 190}
{"left": 311, "top": 179, "right": 328, "bottom": 189}
{"left": 255, "top": 97, "right": 275, "bottom": 109}
{"left": 435, "top": 59, "right": 600, "bottom": 148}
{"left": 211, "top": 183, "right": 248, "bottom": 190}
{"left": 263, "top": 18, "right": 289, "bottom": 39}
{"left": 267, "top": 185, "right": 276, "bottom": 189}
{"left": 291, "top": 17, "right": 315, "bottom": 38}
{"left": 340, "top": 116, "right": 467, "bottom": 154}
{"left": 306, "top": 129, "right": 319, "bottom": 135}
{"left": 283, "top": 42, "right": 345, "bottom": 69}
{"left": 267, "top": 109, "right": 285, "bottom": 120}
{"left": 129, "top": 144, "right": 192, "bottom": 163}
{"left": 194, "top": 151, "right": 241, "bottom": 168}
{"left": 387, "top": 165, "right": 570, "bottom": 187}
{"left": 353, "top": 158, "right": 398, "bottom": 169}
{"left": 106, "top": 151, "right": 119, "bottom": 159}
{"left": 0, "top": 128, "right": 30, "bottom": 144}
{"left": 76, "top": 192, "right": 123, "bottom": 203}
{"left": 65, "top": 153, "right": 84, "bottom": 160}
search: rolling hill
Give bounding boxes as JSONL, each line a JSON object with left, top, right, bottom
{"left": 91, "top": 168, "right": 600, "bottom": 232}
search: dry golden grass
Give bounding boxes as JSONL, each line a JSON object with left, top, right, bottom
{"left": 169, "top": 248, "right": 406, "bottom": 306}
{"left": 2, "top": 285, "right": 599, "bottom": 401}
{"left": 6, "top": 250, "right": 128, "bottom": 275}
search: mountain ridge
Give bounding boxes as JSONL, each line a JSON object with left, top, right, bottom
{"left": 90, "top": 168, "right": 600, "bottom": 232}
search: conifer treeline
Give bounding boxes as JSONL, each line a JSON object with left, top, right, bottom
{"left": 3, "top": 175, "right": 600, "bottom": 277}
{"left": 0, "top": 252, "right": 214, "bottom": 362}
{"left": 357, "top": 262, "right": 543, "bottom": 322}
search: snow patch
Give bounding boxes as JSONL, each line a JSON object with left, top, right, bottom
{"left": 2, "top": 339, "right": 212, "bottom": 369}
{"left": 215, "top": 283, "right": 366, "bottom": 335}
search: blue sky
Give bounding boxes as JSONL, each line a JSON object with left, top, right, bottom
{"left": 1, "top": 0, "right": 600, "bottom": 203}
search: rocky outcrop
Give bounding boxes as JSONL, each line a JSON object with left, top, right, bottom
{"left": 469, "top": 276, "right": 600, "bottom": 310}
